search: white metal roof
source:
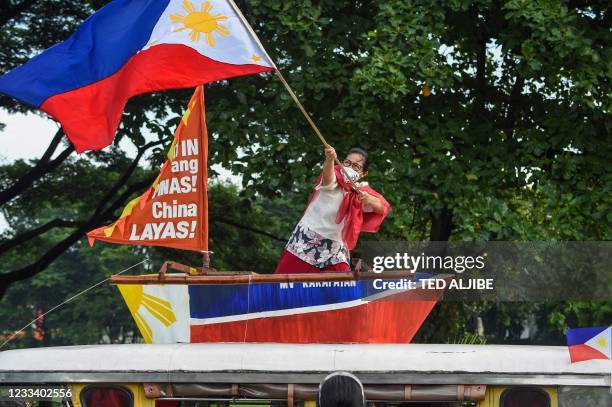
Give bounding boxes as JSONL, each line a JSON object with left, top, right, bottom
{"left": 1, "top": 343, "right": 610, "bottom": 386}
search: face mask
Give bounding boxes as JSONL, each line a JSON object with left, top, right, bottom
{"left": 341, "top": 167, "right": 360, "bottom": 183}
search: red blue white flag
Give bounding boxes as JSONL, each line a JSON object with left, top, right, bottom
{"left": 566, "top": 326, "right": 611, "bottom": 363}
{"left": 0, "top": 0, "right": 274, "bottom": 153}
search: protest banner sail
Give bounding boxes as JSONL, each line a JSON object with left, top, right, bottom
{"left": 0, "top": 0, "right": 274, "bottom": 152}
{"left": 88, "top": 86, "right": 209, "bottom": 251}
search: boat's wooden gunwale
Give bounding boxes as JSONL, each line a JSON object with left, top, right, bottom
{"left": 110, "top": 271, "right": 433, "bottom": 285}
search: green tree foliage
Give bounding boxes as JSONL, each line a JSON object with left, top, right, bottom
{"left": 0, "top": 0, "right": 610, "bottom": 346}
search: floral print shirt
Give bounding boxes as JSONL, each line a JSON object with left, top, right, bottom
{"left": 285, "top": 222, "right": 350, "bottom": 268}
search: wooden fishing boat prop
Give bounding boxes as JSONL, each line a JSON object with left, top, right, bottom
{"left": 88, "top": 87, "right": 451, "bottom": 345}
{"left": 111, "top": 261, "right": 452, "bottom": 344}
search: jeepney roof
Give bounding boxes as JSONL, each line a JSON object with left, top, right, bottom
{"left": 1, "top": 343, "right": 610, "bottom": 386}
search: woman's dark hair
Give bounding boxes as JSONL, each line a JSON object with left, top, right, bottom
{"left": 346, "top": 147, "right": 369, "bottom": 171}
{"left": 318, "top": 372, "right": 365, "bottom": 407}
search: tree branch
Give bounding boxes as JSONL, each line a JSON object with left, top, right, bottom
{"left": 474, "top": 36, "right": 487, "bottom": 117}
{"left": 37, "top": 128, "right": 64, "bottom": 165}
{"left": 0, "top": 218, "right": 79, "bottom": 256}
{"left": 503, "top": 75, "right": 525, "bottom": 136}
{"left": 0, "top": 129, "right": 74, "bottom": 206}
{"left": 470, "top": 5, "right": 488, "bottom": 120}
{"left": 91, "top": 139, "right": 164, "bottom": 219}
{"left": 95, "top": 177, "right": 156, "bottom": 226}
{"left": 0, "top": 175, "right": 155, "bottom": 299}
{"left": 0, "top": 140, "right": 164, "bottom": 257}
{"left": 213, "top": 217, "right": 285, "bottom": 242}
{"left": 429, "top": 208, "right": 454, "bottom": 241}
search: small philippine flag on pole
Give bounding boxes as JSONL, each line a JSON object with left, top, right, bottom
{"left": 566, "top": 326, "right": 611, "bottom": 363}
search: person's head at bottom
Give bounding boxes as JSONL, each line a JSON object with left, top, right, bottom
{"left": 318, "top": 371, "right": 365, "bottom": 407}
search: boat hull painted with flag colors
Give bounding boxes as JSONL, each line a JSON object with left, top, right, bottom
{"left": 0, "top": 0, "right": 274, "bottom": 152}
{"left": 118, "top": 274, "right": 448, "bottom": 344}
{"left": 566, "top": 326, "right": 611, "bottom": 363}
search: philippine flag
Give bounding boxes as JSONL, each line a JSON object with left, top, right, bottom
{"left": 566, "top": 326, "right": 611, "bottom": 363}
{"left": 0, "top": 0, "right": 274, "bottom": 153}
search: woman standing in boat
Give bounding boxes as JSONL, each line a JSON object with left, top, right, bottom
{"left": 275, "top": 146, "right": 390, "bottom": 274}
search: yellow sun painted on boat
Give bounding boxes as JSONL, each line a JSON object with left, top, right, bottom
{"left": 171, "top": 0, "right": 229, "bottom": 47}
{"left": 118, "top": 285, "right": 177, "bottom": 344}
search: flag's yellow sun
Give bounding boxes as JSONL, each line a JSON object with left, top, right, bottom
{"left": 119, "top": 285, "right": 177, "bottom": 343}
{"left": 597, "top": 337, "right": 607, "bottom": 349}
{"left": 171, "top": 0, "right": 229, "bottom": 47}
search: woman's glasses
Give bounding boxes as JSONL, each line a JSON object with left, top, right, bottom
{"left": 342, "top": 158, "right": 363, "bottom": 172}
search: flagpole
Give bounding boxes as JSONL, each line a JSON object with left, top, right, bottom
{"left": 225, "top": 0, "right": 359, "bottom": 191}
{"left": 275, "top": 71, "right": 359, "bottom": 191}
{"left": 226, "top": 0, "right": 278, "bottom": 70}
{"left": 198, "top": 85, "right": 212, "bottom": 268}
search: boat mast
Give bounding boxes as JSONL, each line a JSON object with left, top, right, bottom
{"left": 197, "top": 85, "right": 211, "bottom": 269}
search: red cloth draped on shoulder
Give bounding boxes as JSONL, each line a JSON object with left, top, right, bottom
{"left": 307, "top": 166, "right": 391, "bottom": 250}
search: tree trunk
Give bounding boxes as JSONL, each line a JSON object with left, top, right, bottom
{"left": 429, "top": 208, "right": 454, "bottom": 241}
